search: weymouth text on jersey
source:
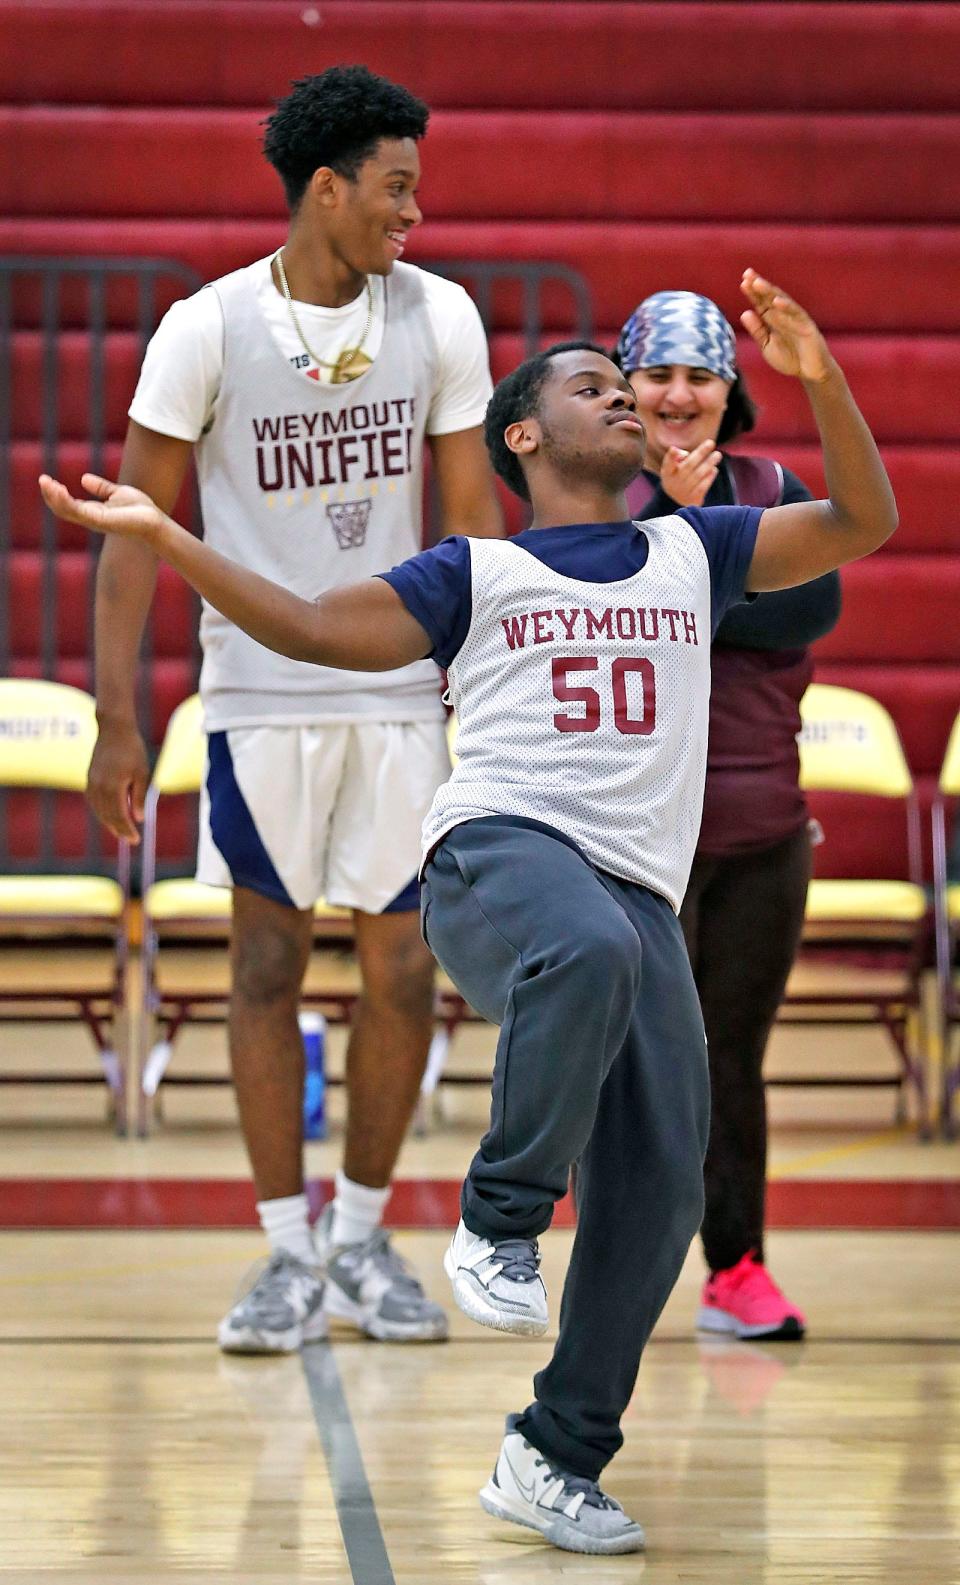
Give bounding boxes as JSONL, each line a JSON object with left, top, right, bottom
{"left": 500, "top": 607, "right": 700, "bottom": 649}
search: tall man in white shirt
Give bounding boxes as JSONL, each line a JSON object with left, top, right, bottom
{"left": 87, "top": 66, "right": 502, "bottom": 1350}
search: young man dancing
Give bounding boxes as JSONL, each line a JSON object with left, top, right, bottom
{"left": 42, "top": 271, "right": 897, "bottom": 1555}
{"left": 85, "top": 65, "right": 501, "bottom": 1350}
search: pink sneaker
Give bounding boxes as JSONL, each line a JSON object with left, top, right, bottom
{"left": 697, "top": 1253, "right": 806, "bottom": 1341}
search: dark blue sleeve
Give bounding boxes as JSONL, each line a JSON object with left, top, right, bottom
{"left": 678, "top": 505, "right": 762, "bottom": 632}
{"left": 714, "top": 570, "right": 841, "bottom": 650}
{"left": 376, "top": 535, "right": 473, "bottom": 668}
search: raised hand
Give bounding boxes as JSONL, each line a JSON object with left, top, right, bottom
{"left": 739, "top": 269, "right": 833, "bottom": 383}
{"left": 660, "top": 438, "right": 722, "bottom": 507}
{"left": 39, "top": 472, "right": 166, "bottom": 543}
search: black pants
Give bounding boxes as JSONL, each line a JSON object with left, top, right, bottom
{"left": 421, "top": 816, "right": 709, "bottom": 1479}
{"left": 679, "top": 823, "right": 812, "bottom": 1274}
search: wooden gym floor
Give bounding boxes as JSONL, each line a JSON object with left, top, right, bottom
{"left": 1, "top": 947, "right": 959, "bottom": 1582}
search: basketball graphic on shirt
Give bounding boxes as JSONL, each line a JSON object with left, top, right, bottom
{"left": 327, "top": 499, "right": 373, "bottom": 550}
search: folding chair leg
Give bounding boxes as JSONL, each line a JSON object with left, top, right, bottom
{"left": 142, "top": 1039, "right": 174, "bottom": 1099}
{"left": 914, "top": 998, "right": 936, "bottom": 1142}
{"left": 135, "top": 1004, "right": 151, "bottom": 1138}
{"left": 137, "top": 1041, "right": 173, "bottom": 1137}
{"left": 886, "top": 1010, "right": 931, "bottom": 1139}
{"left": 943, "top": 1028, "right": 960, "bottom": 1140}
{"left": 78, "top": 996, "right": 128, "bottom": 1136}
{"left": 420, "top": 1027, "right": 451, "bottom": 1097}
{"left": 894, "top": 1085, "right": 907, "bottom": 1127}
{"left": 96, "top": 1045, "right": 126, "bottom": 1137}
{"left": 412, "top": 1028, "right": 451, "bottom": 1137}
{"left": 136, "top": 993, "right": 174, "bottom": 1138}
{"left": 412, "top": 1093, "right": 434, "bottom": 1137}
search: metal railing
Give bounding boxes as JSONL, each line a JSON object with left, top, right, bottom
{"left": 0, "top": 257, "right": 202, "bottom": 871}
{"left": 422, "top": 257, "right": 593, "bottom": 351}
{"left": 0, "top": 253, "right": 593, "bottom": 872}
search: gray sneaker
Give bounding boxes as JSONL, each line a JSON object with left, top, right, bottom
{"left": 217, "top": 1250, "right": 328, "bottom": 1354}
{"left": 479, "top": 1418, "right": 645, "bottom": 1555}
{"left": 315, "top": 1205, "right": 449, "bottom": 1342}
{"left": 444, "top": 1218, "right": 548, "bottom": 1336}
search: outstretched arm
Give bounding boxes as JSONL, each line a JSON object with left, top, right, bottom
{"left": 39, "top": 474, "right": 433, "bottom": 672}
{"left": 739, "top": 270, "right": 898, "bottom": 591}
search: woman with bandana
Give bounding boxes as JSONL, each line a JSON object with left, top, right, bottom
{"left": 615, "top": 291, "right": 841, "bottom": 1342}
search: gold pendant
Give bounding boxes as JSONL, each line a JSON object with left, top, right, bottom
{"left": 330, "top": 347, "right": 373, "bottom": 384}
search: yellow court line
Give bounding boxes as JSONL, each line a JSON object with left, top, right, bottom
{"left": 768, "top": 1127, "right": 909, "bottom": 1179}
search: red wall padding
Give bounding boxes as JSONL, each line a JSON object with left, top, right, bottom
{"left": 11, "top": 443, "right": 124, "bottom": 548}
{"left": 11, "top": 332, "right": 143, "bottom": 441}
{"left": 8, "top": 554, "right": 196, "bottom": 660}
{"left": 814, "top": 558, "right": 960, "bottom": 666}
{"left": 5, "top": 786, "right": 197, "bottom": 868}
{"left": 4, "top": 108, "right": 960, "bottom": 224}
{"left": 3, "top": 3, "right": 958, "bottom": 113}
{"left": 490, "top": 334, "right": 960, "bottom": 445}
{"left": 11, "top": 442, "right": 957, "bottom": 558}
{"left": 806, "top": 783, "right": 937, "bottom": 883}
{"left": 740, "top": 445, "right": 960, "bottom": 555}
{"left": 10, "top": 443, "right": 197, "bottom": 547}
{"left": 6, "top": 218, "right": 960, "bottom": 336}
{"left": 12, "top": 327, "right": 960, "bottom": 448}
{"left": 3, "top": 788, "right": 104, "bottom": 864}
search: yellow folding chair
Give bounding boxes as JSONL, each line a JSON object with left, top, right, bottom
{"left": 932, "top": 708, "right": 960, "bottom": 1137}
{"left": 137, "top": 694, "right": 353, "bottom": 1136}
{"left": 0, "top": 679, "right": 129, "bottom": 1132}
{"left": 779, "top": 683, "right": 931, "bottom": 1131}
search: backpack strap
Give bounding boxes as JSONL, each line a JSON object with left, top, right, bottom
{"left": 625, "top": 454, "right": 784, "bottom": 517}
{"left": 727, "top": 454, "right": 785, "bottom": 508}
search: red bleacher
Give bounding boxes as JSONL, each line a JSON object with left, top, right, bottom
{"left": 3, "top": 3, "right": 958, "bottom": 113}
{"left": 6, "top": 106, "right": 960, "bottom": 224}
{"left": 5, "top": 220, "right": 960, "bottom": 334}
{"left": 2, "top": 0, "right": 959, "bottom": 880}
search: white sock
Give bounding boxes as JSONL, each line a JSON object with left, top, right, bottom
{"left": 257, "top": 1192, "right": 317, "bottom": 1265}
{"left": 330, "top": 1170, "right": 391, "bottom": 1248}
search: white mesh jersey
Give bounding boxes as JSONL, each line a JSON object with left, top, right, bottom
{"left": 192, "top": 261, "right": 446, "bottom": 728}
{"left": 422, "top": 523, "right": 714, "bottom": 909}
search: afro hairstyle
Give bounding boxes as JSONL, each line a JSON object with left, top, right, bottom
{"left": 263, "top": 66, "right": 429, "bottom": 210}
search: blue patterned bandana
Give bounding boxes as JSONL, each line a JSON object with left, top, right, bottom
{"left": 615, "top": 291, "right": 737, "bottom": 382}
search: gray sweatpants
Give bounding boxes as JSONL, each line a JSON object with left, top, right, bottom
{"left": 421, "top": 815, "right": 710, "bottom": 1480}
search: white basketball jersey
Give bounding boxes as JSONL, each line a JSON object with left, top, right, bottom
{"left": 422, "top": 522, "right": 714, "bottom": 909}
{"left": 194, "top": 262, "right": 444, "bottom": 729}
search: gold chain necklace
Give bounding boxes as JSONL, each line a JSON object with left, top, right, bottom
{"left": 273, "top": 249, "right": 375, "bottom": 384}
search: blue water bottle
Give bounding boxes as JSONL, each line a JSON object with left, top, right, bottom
{"left": 299, "top": 1010, "right": 327, "bottom": 1140}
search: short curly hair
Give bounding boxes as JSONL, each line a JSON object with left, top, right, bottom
{"left": 263, "top": 66, "right": 430, "bottom": 210}
{"left": 484, "top": 342, "right": 608, "bottom": 501}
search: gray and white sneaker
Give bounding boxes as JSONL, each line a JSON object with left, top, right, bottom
{"left": 217, "top": 1250, "right": 328, "bottom": 1354}
{"left": 479, "top": 1417, "right": 645, "bottom": 1556}
{"left": 315, "top": 1206, "right": 448, "bottom": 1342}
{"left": 443, "top": 1218, "right": 548, "bottom": 1336}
